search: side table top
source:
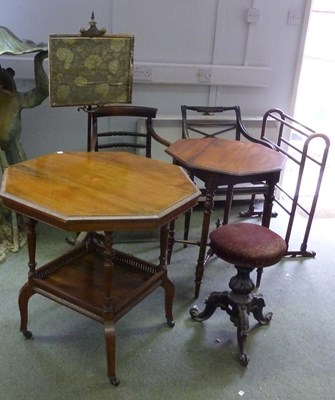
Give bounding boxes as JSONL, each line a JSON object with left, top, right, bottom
{"left": 166, "top": 138, "right": 286, "bottom": 176}
{"left": 1, "top": 152, "right": 200, "bottom": 231}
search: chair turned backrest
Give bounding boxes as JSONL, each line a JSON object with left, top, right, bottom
{"left": 181, "top": 105, "right": 267, "bottom": 145}
{"left": 88, "top": 105, "right": 158, "bottom": 158}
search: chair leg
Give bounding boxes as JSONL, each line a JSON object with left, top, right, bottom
{"left": 239, "top": 194, "right": 278, "bottom": 219}
{"left": 223, "top": 185, "right": 234, "bottom": 225}
{"left": 239, "top": 194, "right": 259, "bottom": 218}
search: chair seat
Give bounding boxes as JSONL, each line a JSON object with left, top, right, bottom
{"left": 209, "top": 223, "right": 287, "bottom": 269}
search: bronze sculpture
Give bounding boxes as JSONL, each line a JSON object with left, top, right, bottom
{"left": 0, "top": 26, "right": 48, "bottom": 164}
{"left": 0, "top": 26, "right": 49, "bottom": 259}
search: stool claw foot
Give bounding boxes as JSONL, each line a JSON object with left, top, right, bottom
{"left": 21, "top": 329, "right": 32, "bottom": 339}
{"left": 236, "top": 304, "right": 250, "bottom": 366}
{"left": 109, "top": 376, "right": 120, "bottom": 386}
{"left": 250, "top": 295, "right": 272, "bottom": 325}
{"left": 239, "top": 353, "right": 250, "bottom": 366}
{"left": 190, "top": 305, "right": 201, "bottom": 320}
{"left": 190, "top": 291, "right": 230, "bottom": 322}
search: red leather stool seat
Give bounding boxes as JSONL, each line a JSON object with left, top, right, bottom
{"left": 209, "top": 222, "right": 287, "bottom": 269}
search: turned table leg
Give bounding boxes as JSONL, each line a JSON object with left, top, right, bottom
{"left": 102, "top": 231, "right": 119, "bottom": 386}
{"left": 19, "top": 218, "right": 38, "bottom": 339}
{"left": 104, "top": 318, "right": 119, "bottom": 386}
{"left": 159, "top": 224, "right": 175, "bottom": 327}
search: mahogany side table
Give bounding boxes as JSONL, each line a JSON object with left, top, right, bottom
{"left": 166, "top": 137, "right": 286, "bottom": 298}
{"left": 0, "top": 151, "right": 200, "bottom": 385}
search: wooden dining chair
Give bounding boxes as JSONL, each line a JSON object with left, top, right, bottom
{"left": 87, "top": 105, "right": 160, "bottom": 157}
{"left": 180, "top": 105, "right": 273, "bottom": 246}
{"left": 68, "top": 105, "right": 167, "bottom": 246}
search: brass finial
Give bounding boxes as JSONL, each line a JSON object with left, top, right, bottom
{"left": 80, "top": 12, "right": 106, "bottom": 37}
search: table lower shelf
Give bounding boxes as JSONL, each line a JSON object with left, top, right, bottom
{"left": 18, "top": 234, "right": 175, "bottom": 384}
{"left": 23, "top": 241, "right": 170, "bottom": 324}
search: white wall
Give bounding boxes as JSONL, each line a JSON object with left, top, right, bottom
{"left": 0, "top": 0, "right": 308, "bottom": 159}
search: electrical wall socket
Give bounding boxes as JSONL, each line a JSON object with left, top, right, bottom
{"left": 287, "top": 10, "right": 301, "bottom": 25}
{"left": 133, "top": 65, "right": 152, "bottom": 81}
{"left": 198, "top": 68, "right": 212, "bottom": 83}
{"left": 247, "top": 8, "right": 260, "bottom": 24}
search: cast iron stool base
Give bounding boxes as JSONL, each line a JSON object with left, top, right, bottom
{"left": 190, "top": 266, "right": 272, "bottom": 366}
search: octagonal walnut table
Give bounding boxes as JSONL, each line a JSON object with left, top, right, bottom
{"left": 0, "top": 151, "right": 200, "bottom": 385}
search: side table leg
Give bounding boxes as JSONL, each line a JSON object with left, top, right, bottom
{"left": 256, "top": 180, "right": 276, "bottom": 289}
{"left": 194, "top": 187, "right": 215, "bottom": 298}
{"left": 261, "top": 180, "right": 276, "bottom": 228}
{"left": 183, "top": 207, "right": 192, "bottom": 247}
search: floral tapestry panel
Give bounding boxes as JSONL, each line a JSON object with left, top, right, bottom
{"left": 49, "top": 34, "right": 134, "bottom": 107}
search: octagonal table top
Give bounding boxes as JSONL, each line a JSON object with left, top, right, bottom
{"left": 0, "top": 151, "right": 200, "bottom": 231}
{"left": 166, "top": 138, "right": 286, "bottom": 177}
